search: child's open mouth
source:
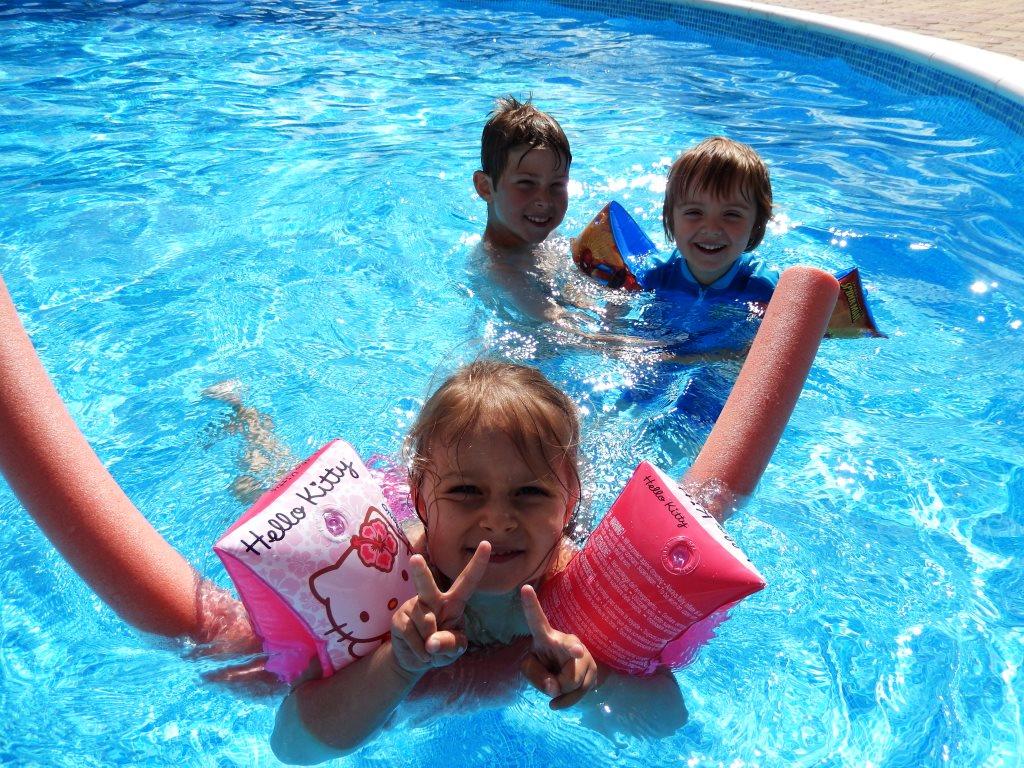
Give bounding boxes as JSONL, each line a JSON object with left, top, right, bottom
{"left": 524, "top": 214, "right": 551, "bottom": 226}
{"left": 468, "top": 547, "right": 523, "bottom": 564}
{"left": 488, "top": 549, "right": 523, "bottom": 564}
{"left": 693, "top": 242, "right": 727, "bottom": 254}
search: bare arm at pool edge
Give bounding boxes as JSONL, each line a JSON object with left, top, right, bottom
{"left": 0, "top": 274, "right": 256, "bottom": 650}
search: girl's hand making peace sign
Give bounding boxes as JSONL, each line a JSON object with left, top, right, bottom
{"left": 390, "top": 541, "right": 492, "bottom": 674}
{"left": 520, "top": 584, "right": 601, "bottom": 709}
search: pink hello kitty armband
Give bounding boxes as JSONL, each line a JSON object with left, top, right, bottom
{"left": 214, "top": 440, "right": 417, "bottom": 683}
{"left": 540, "top": 461, "right": 766, "bottom": 676}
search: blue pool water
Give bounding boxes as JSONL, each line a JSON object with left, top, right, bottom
{"left": 2, "top": 0, "right": 1023, "bottom": 765}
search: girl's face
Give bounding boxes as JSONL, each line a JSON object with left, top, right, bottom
{"left": 416, "top": 428, "right": 575, "bottom": 595}
{"left": 672, "top": 183, "right": 757, "bottom": 286}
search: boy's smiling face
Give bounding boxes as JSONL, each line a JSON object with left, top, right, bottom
{"left": 475, "top": 145, "right": 570, "bottom": 253}
{"left": 672, "top": 185, "right": 757, "bottom": 286}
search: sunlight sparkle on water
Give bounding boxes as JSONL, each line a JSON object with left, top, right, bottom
{"left": 768, "top": 212, "right": 792, "bottom": 236}
{"left": 630, "top": 173, "right": 665, "bottom": 192}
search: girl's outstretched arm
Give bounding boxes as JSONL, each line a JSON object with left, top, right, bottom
{"left": 0, "top": 275, "right": 253, "bottom": 647}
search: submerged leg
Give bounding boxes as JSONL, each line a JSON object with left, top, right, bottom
{"left": 202, "top": 379, "right": 296, "bottom": 505}
{"left": 0, "top": 275, "right": 256, "bottom": 651}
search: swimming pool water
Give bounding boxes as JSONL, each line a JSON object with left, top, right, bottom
{"left": 2, "top": 0, "right": 1022, "bottom": 765}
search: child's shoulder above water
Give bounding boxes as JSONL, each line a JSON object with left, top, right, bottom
{"left": 473, "top": 95, "right": 572, "bottom": 260}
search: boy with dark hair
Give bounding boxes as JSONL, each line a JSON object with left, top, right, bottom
{"left": 468, "top": 96, "right": 577, "bottom": 324}
{"left": 472, "top": 96, "right": 572, "bottom": 257}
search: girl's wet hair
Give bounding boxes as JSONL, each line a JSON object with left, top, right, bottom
{"left": 404, "top": 360, "right": 581, "bottom": 519}
{"left": 662, "top": 136, "right": 773, "bottom": 252}
{"left": 479, "top": 96, "right": 572, "bottom": 184}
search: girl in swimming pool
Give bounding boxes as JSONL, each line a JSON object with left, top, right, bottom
{"left": 0, "top": 267, "right": 839, "bottom": 759}
{"left": 271, "top": 360, "right": 601, "bottom": 762}
{"left": 0, "top": 278, "right": 608, "bottom": 720}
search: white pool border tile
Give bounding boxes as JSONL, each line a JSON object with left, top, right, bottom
{"left": 690, "top": 0, "right": 1024, "bottom": 104}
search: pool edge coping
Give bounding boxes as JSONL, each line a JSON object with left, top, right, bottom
{"left": 674, "top": 0, "right": 1024, "bottom": 105}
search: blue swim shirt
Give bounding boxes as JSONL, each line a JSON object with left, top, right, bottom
{"left": 633, "top": 251, "right": 779, "bottom": 302}
{"left": 625, "top": 252, "right": 781, "bottom": 354}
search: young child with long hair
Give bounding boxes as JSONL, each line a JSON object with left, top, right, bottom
{"left": 271, "top": 361, "right": 601, "bottom": 762}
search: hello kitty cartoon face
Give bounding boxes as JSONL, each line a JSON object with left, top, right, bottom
{"left": 309, "top": 506, "right": 414, "bottom": 661}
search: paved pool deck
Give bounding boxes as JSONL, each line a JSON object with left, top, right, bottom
{"left": 762, "top": 0, "right": 1022, "bottom": 60}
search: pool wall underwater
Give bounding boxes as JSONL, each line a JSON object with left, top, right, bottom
{"left": 491, "top": 0, "right": 1024, "bottom": 132}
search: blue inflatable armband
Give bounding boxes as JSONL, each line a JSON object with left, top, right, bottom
{"left": 571, "top": 201, "right": 656, "bottom": 291}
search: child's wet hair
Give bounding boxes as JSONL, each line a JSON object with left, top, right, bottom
{"left": 479, "top": 96, "right": 572, "bottom": 184}
{"left": 662, "top": 136, "right": 773, "bottom": 252}
{"left": 404, "top": 360, "right": 581, "bottom": 520}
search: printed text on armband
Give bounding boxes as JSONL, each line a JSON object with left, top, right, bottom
{"left": 596, "top": 523, "right": 662, "bottom": 592}
{"left": 294, "top": 459, "right": 361, "bottom": 505}
{"left": 237, "top": 458, "right": 362, "bottom": 557}
{"left": 591, "top": 584, "right": 645, "bottom": 640}
{"left": 238, "top": 507, "right": 307, "bottom": 557}
{"left": 643, "top": 474, "right": 688, "bottom": 529}
{"left": 598, "top": 512, "right": 703, "bottom": 621}
{"left": 842, "top": 280, "right": 865, "bottom": 323}
{"left": 572, "top": 605, "right": 649, "bottom": 672}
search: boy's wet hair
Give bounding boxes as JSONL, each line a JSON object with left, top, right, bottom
{"left": 480, "top": 96, "right": 572, "bottom": 184}
{"left": 404, "top": 360, "right": 581, "bottom": 518}
{"left": 662, "top": 136, "right": 773, "bottom": 252}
